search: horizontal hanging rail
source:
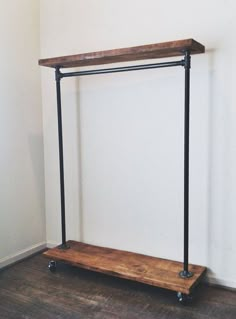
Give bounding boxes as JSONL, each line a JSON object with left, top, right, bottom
{"left": 57, "top": 60, "right": 185, "bottom": 79}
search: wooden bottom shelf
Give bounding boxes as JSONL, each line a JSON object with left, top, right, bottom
{"left": 43, "top": 240, "right": 206, "bottom": 294}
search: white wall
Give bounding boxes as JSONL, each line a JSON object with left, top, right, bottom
{"left": 40, "top": 0, "right": 236, "bottom": 288}
{"left": 0, "top": 1, "right": 45, "bottom": 267}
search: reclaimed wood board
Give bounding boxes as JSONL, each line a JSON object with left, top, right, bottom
{"left": 43, "top": 240, "right": 206, "bottom": 294}
{"left": 39, "top": 39, "right": 205, "bottom": 68}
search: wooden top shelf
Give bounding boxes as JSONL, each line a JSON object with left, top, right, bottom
{"left": 39, "top": 39, "right": 205, "bottom": 68}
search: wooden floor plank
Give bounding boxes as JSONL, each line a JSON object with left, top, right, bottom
{"left": 0, "top": 253, "right": 236, "bottom": 319}
{"left": 43, "top": 240, "right": 206, "bottom": 294}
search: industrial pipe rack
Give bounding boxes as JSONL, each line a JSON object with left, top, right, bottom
{"left": 39, "top": 39, "right": 206, "bottom": 303}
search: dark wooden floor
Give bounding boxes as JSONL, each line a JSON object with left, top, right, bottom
{"left": 0, "top": 252, "right": 235, "bottom": 319}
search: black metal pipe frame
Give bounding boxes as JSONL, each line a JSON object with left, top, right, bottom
{"left": 55, "top": 54, "right": 194, "bottom": 278}
{"left": 179, "top": 51, "right": 193, "bottom": 278}
{"left": 55, "top": 66, "right": 69, "bottom": 250}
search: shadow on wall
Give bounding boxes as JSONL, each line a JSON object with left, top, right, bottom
{"left": 207, "top": 45, "right": 233, "bottom": 281}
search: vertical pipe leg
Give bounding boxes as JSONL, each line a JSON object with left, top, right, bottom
{"left": 55, "top": 66, "right": 69, "bottom": 250}
{"left": 179, "top": 51, "right": 193, "bottom": 278}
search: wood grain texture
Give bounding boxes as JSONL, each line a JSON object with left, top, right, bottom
{"left": 39, "top": 39, "right": 205, "bottom": 68}
{"left": 0, "top": 253, "right": 235, "bottom": 319}
{"left": 43, "top": 240, "right": 206, "bottom": 294}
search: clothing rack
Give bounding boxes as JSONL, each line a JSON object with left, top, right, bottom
{"left": 39, "top": 39, "right": 206, "bottom": 303}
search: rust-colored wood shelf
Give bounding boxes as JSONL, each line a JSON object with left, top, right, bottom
{"left": 44, "top": 241, "right": 206, "bottom": 294}
{"left": 39, "top": 39, "right": 205, "bottom": 68}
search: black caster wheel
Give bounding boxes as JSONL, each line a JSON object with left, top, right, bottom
{"left": 177, "top": 292, "right": 192, "bottom": 305}
{"left": 48, "top": 260, "right": 57, "bottom": 272}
